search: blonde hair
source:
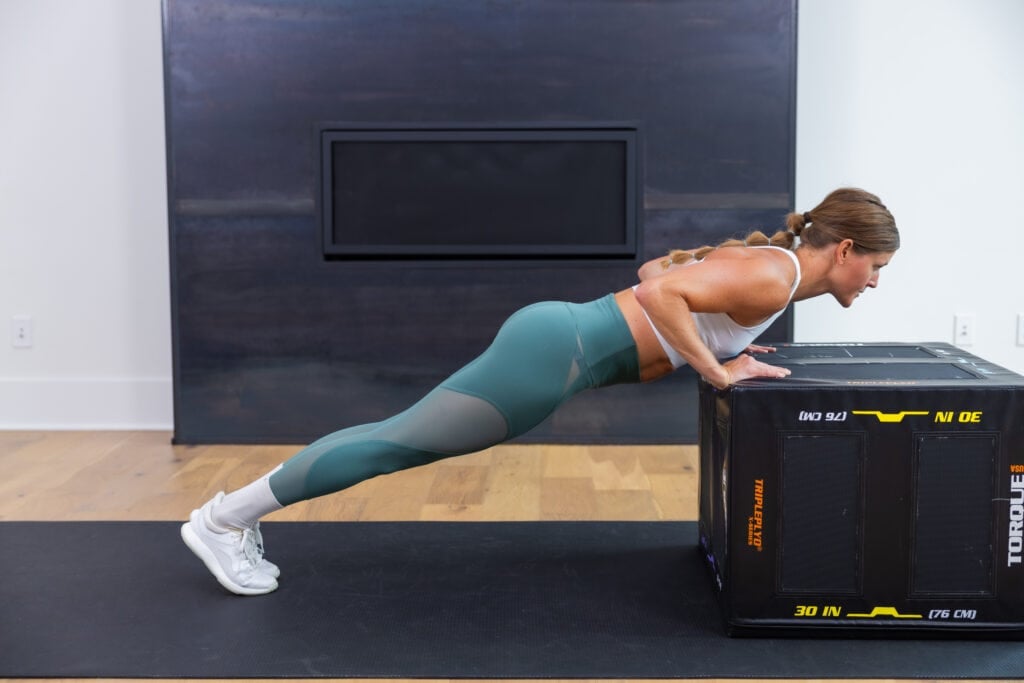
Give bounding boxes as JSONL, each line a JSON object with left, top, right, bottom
{"left": 662, "top": 187, "right": 899, "bottom": 268}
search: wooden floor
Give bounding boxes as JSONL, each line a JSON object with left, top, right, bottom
{"left": 0, "top": 430, "right": 979, "bottom": 683}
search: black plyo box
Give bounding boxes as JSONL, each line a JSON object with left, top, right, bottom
{"left": 698, "top": 342, "right": 1024, "bottom": 637}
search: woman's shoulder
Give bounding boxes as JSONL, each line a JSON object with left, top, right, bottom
{"left": 699, "top": 247, "right": 798, "bottom": 311}
{"left": 703, "top": 245, "right": 797, "bottom": 278}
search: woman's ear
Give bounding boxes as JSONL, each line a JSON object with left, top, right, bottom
{"left": 835, "top": 238, "right": 855, "bottom": 264}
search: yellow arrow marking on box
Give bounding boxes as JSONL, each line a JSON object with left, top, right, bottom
{"left": 847, "top": 606, "right": 923, "bottom": 619}
{"left": 851, "top": 410, "right": 931, "bottom": 423}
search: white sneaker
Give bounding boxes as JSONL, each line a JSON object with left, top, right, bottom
{"left": 204, "top": 491, "right": 280, "bottom": 577}
{"left": 181, "top": 493, "right": 278, "bottom": 595}
{"left": 251, "top": 521, "right": 280, "bottom": 578}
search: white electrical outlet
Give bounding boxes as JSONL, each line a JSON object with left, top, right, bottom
{"left": 1017, "top": 313, "right": 1024, "bottom": 347}
{"left": 11, "top": 315, "right": 33, "bottom": 348}
{"left": 954, "top": 313, "right": 975, "bottom": 347}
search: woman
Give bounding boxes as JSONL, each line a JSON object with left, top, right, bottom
{"left": 182, "top": 187, "right": 899, "bottom": 595}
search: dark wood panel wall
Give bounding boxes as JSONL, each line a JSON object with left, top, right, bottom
{"left": 164, "top": 0, "right": 797, "bottom": 444}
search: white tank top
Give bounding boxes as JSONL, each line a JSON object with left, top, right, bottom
{"left": 635, "top": 246, "right": 801, "bottom": 369}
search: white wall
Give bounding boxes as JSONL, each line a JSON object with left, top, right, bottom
{"left": 0, "top": 0, "right": 172, "bottom": 428}
{"left": 0, "top": 0, "right": 1021, "bottom": 430}
{"left": 795, "top": 0, "right": 1024, "bottom": 374}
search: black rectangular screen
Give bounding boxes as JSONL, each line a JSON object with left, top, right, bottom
{"left": 788, "top": 363, "right": 979, "bottom": 382}
{"left": 912, "top": 435, "right": 996, "bottom": 595}
{"left": 320, "top": 126, "right": 639, "bottom": 258}
{"left": 779, "top": 434, "right": 863, "bottom": 594}
{"left": 769, "top": 346, "right": 939, "bottom": 360}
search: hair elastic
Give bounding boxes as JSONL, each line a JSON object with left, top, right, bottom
{"left": 803, "top": 212, "right": 812, "bottom": 224}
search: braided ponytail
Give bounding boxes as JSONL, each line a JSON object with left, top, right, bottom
{"left": 661, "top": 228, "right": 798, "bottom": 268}
{"left": 660, "top": 187, "right": 898, "bottom": 268}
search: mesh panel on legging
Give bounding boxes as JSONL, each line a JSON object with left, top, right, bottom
{"left": 267, "top": 298, "right": 634, "bottom": 506}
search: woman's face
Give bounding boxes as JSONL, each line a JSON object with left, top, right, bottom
{"left": 832, "top": 245, "right": 894, "bottom": 308}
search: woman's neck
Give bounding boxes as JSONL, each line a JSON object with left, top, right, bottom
{"left": 791, "top": 247, "right": 834, "bottom": 302}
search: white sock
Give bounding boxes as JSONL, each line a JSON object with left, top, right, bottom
{"left": 211, "top": 465, "right": 285, "bottom": 530}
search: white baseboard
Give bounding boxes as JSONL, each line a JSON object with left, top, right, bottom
{"left": 0, "top": 377, "right": 173, "bottom": 430}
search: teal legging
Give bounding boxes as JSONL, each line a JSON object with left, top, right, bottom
{"left": 268, "top": 293, "right": 640, "bottom": 506}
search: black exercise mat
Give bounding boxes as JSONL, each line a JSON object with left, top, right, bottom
{"left": 2, "top": 521, "right": 1022, "bottom": 679}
